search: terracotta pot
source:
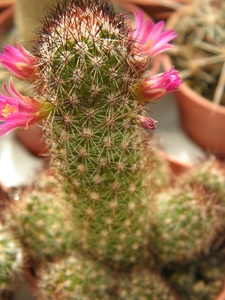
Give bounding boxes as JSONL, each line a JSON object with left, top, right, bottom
{"left": 163, "top": 8, "right": 225, "bottom": 158}
{"left": 0, "top": 0, "right": 14, "bottom": 11}
{"left": 216, "top": 285, "right": 225, "bottom": 300}
{"left": 161, "top": 151, "right": 193, "bottom": 175}
{"left": 113, "top": 0, "right": 185, "bottom": 21}
{"left": 0, "top": 3, "right": 14, "bottom": 42}
{"left": 15, "top": 125, "right": 48, "bottom": 157}
{"left": 176, "top": 84, "right": 225, "bottom": 158}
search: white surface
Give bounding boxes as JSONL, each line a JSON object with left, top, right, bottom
{"left": 0, "top": 132, "right": 44, "bottom": 187}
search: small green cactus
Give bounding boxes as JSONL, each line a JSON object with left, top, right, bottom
{"left": 0, "top": 224, "right": 23, "bottom": 296}
{"left": 5, "top": 170, "right": 76, "bottom": 264}
{"left": 38, "top": 252, "right": 178, "bottom": 300}
{"left": 151, "top": 160, "right": 225, "bottom": 265}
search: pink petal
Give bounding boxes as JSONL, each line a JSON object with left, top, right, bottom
{"left": 0, "top": 80, "right": 52, "bottom": 136}
{"left": 136, "top": 67, "right": 182, "bottom": 102}
{"left": 0, "top": 44, "right": 38, "bottom": 81}
{"left": 132, "top": 9, "right": 178, "bottom": 57}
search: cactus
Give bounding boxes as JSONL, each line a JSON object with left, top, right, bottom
{"left": 4, "top": 170, "right": 77, "bottom": 265}
{"left": 30, "top": 0, "right": 180, "bottom": 265}
{"left": 1, "top": 0, "right": 225, "bottom": 299}
{"left": 151, "top": 160, "right": 225, "bottom": 265}
{"left": 169, "top": 0, "right": 225, "bottom": 105}
{"left": 38, "top": 252, "right": 178, "bottom": 300}
{"left": 0, "top": 224, "right": 23, "bottom": 296}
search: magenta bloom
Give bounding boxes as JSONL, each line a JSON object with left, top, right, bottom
{"left": 0, "top": 43, "right": 37, "bottom": 81}
{"left": 137, "top": 116, "right": 157, "bottom": 130}
{"left": 137, "top": 67, "right": 182, "bottom": 102}
{"left": 132, "top": 10, "right": 178, "bottom": 57}
{"left": 0, "top": 80, "right": 51, "bottom": 136}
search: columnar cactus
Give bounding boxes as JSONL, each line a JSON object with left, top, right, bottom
{"left": 1, "top": 0, "right": 225, "bottom": 299}
{"left": 0, "top": 0, "right": 181, "bottom": 267}
{"left": 33, "top": 0, "right": 181, "bottom": 265}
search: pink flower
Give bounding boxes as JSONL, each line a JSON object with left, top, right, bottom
{"left": 136, "top": 116, "right": 157, "bottom": 130}
{"left": 132, "top": 9, "right": 178, "bottom": 57}
{"left": 0, "top": 80, "right": 52, "bottom": 136}
{"left": 0, "top": 43, "right": 38, "bottom": 81}
{"left": 136, "top": 67, "right": 182, "bottom": 102}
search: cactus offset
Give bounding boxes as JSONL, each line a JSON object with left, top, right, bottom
{"left": 5, "top": 170, "right": 76, "bottom": 265}
{"left": 38, "top": 252, "right": 178, "bottom": 300}
{"left": 151, "top": 159, "right": 225, "bottom": 265}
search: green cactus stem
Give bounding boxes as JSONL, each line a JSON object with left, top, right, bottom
{"left": 33, "top": 0, "right": 157, "bottom": 265}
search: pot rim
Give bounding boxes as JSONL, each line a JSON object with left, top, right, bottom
{"left": 120, "top": 0, "right": 185, "bottom": 10}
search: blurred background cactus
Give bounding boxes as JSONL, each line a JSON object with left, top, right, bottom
{"left": 168, "top": 0, "right": 225, "bottom": 106}
{"left": 163, "top": 0, "right": 225, "bottom": 163}
{"left": 0, "top": 0, "right": 225, "bottom": 299}
{"left": 0, "top": 224, "right": 23, "bottom": 298}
